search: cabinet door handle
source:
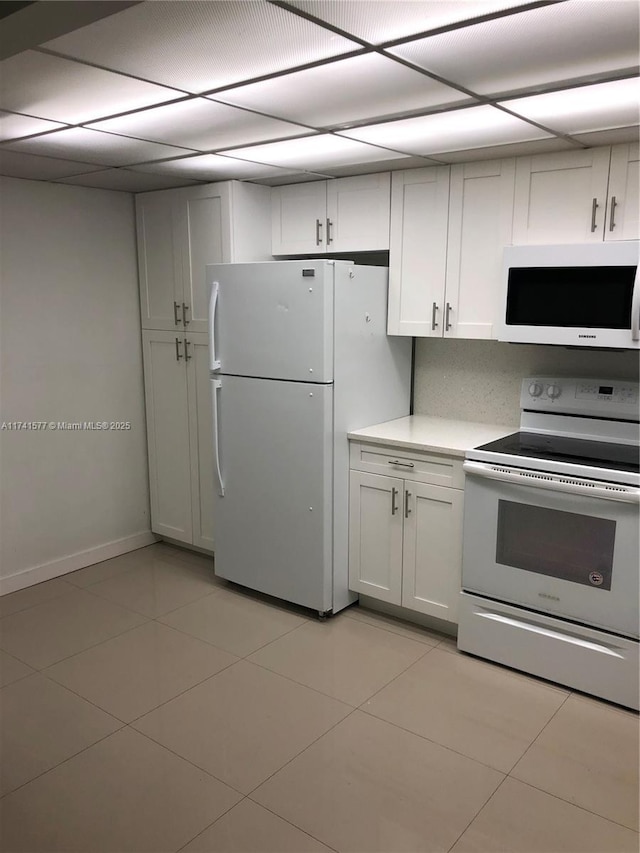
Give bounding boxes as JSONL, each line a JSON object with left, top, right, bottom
{"left": 391, "top": 487, "right": 398, "bottom": 516}
{"left": 326, "top": 218, "right": 333, "bottom": 245}
{"left": 315, "top": 219, "right": 323, "bottom": 245}
{"left": 609, "top": 196, "right": 617, "bottom": 231}
{"left": 405, "top": 490, "right": 411, "bottom": 519}
{"left": 184, "top": 338, "right": 191, "bottom": 360}
{"left": 175, "top": 337, "right": 183, "bottom": 361}
{"left": 431, "top": 302, "right": 439, "bottom": 330}
{"left": 590, "top": 197, "right": 599, "bottom": 232}
{"left": 182, "top": 303, "right": 190, "bottom": 325}
{"left": 445, "top": 302, "right": 452, "bottom": 331}
{"left": 173, "top": 301, "right": 182, "bottom": 326}
{"left": 388, "top": 459, "right": 414, "bottom": 468}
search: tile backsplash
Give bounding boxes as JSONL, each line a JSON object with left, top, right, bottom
{"left": 413, "top": 339, "right": 640, "bottom": 426}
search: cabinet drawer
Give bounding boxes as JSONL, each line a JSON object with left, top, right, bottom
{"left": 350, "top": 441, "right": 464, "bottom": 488}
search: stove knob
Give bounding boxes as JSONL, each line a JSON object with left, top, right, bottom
{"left": 547, "top": 383, "right": 562, "bottom": 400}
{"left": 528, "top": 382, "right": 543, "bottom": 398}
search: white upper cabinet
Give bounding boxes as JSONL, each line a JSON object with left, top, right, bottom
{"left": 387, "top": 166, "right": 450, "bottom": 336}
{"left": 605, "top": 143, "right": 639, "bottom": 242}
{"left": 137, "top": 181, "right": 271, "bottom": 332}
{"left": 445, "top": 158, "right": 515, "bottom": 340}
{"left": 271, "top": 173, "right": 391, "bottom": 255}
{"left": 512, "top": 148, "right": 612, "bottom": 244}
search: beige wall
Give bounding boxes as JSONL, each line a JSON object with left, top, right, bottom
{"left": 0, "top": 177, "right": 153, "bottom": 590}
{"left": 413, "top": 338, "right": 640, "bottom": 425}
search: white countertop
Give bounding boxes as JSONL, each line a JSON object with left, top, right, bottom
{"left": 348, "top": 415, "right": 515, "bottom": 458}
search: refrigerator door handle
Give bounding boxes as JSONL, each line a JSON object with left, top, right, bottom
{"left": 212, "top": 379, "right": 225, "bottom": 496}
{"left": 209, "top": 280, "right": 221, "bottom": 371}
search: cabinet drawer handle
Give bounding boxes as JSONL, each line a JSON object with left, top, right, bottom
{"left": 326, "top": 218, "right": 333, "bottom": 245}
{"left": 445, "top": 302, "right": 452, "bottom": 332}
{"left": 591, "top": 197, "right": 599, "bottom": 232}
{"left": 388, "top": 460, "right": 415, "bottom": 468}
{"left": 315, "top": 219, "right": 323, "bottom": 245}
{"left": 175, "top": 337, "right": 183, "bottom": 361}
{"left": 391, "top": 487, "right": 398, "bottom": 516}
{"left": 184, "top": 338, "right": 191, "bottom": 361}
{"left": 431, "top": 302, "right": 439, "bottom": 330}
{"left": 405, "top": 490, "right": 411, "bottom": 519}
{"left": 182, "top": 303, "right": 190, "bottom": 325}
{"left": 609, "top": 196, "right": 617, "bottom": 231}
{"left": 173, "top": 301, "right": 182, "bottom": 326}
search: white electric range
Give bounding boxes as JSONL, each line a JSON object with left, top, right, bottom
{"left": 458, "top": 376, "right": 640, "bottom": 710}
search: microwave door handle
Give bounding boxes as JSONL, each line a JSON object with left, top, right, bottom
{"left": 209, "top": 280, "right": 221, "bottom": 371}
{"left": 632, "top": 266, "right": 640, "bottom": 341}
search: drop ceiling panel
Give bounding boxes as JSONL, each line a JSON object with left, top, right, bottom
{"left": 213, "top": 53, "right": 472, "bottom": 129}
{"left": 0, "top": 111, "right": 67, "bottom": 142}
{"left": 43, "top": 1, "right": 361, "bottom": 94}
{"left": 388, "top": 1, "right": 640, "bottom": 97}
{"left": 226, "top": 134, "right": 408, "bottom": 171}
{"left": 0, "top": 149, "right": 102, "bottom": 180}
{"left": 433, "top": 137, "right": 579, "bottom": 163}
{"left": 3, "top": 128, "right": 191, "bottom": 167}
{"left": 571, "top": 127, "right": 640, "bottom": 147}
{"left": 503, "top": 78, "right": 640, "bottom": 136}
{"left": 320, "top": 155, "right": 442, "bottom": 177}
{"left": 286, "top": 1, "right": 529, "bottom": 45}
{"left": 59, "top": 169, "right": 200, "bottom": 192}
{"left": 0, "top": 51, "right": 180, "bottom": 124}
{"left": 340, "top": 106, "right": 551, "bottom": 157}
{"left": 88, "top": 98, "right": 307, "bottom": 151}
{"left": 132, "top": 154, "right": 300, "bottom": 182}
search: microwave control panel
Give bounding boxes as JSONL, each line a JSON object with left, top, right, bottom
{"left": 521, "top": 377, "right": 639, "bottom": 420}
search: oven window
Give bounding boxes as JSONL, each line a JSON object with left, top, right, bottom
{"left": 496, "top": 501, "right": 615, "bottom": 590}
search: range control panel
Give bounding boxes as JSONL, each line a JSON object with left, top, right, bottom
{"left": 521, "top": 377, "right": 639, "bottom": 420}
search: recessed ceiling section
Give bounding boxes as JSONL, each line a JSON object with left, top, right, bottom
{"left": 0, "top": 110, "right": 66, "bottom": 142}
{"left": 503, "top": 78, "right": 640, "bottom": 136}
{"left": 132, "top": 154, "right": 303, "bottom": 182}
{"left": 59, "top": 169, "right": 200, "bottom": 192}
{"left": 2, "top": 127, "right": 192, "bottom": 167}
{"left": 88, "top": 98, "right": 309, "bottom": 151}
{"left": 226, "top": 134, "right": 408, "bottom": 171}
{"left": 285, "top": 1, "right": 531, "bottom": 45}
{"left": 388, "top": 0, "right": 640, "bottom": 98}
{"left": 213, "top": 53, "right": 472, "bottom": 129}
{"left": 0, "top": 50, "right": 181, "bottom": 124}
{"left": 340, "top": 105, "right": 552, "bottom": 157}
{"left": 0, "top": 149, "right": 102, "bottom": 180}
{"left": 43, "top": 1, "right": 361, "bottom": 94}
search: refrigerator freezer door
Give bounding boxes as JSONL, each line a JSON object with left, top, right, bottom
{"left": 208, "top": 261, "right": 334, "bottom": 382}
{"left": 212, "top": 374, "right": 334, "bottom": 612}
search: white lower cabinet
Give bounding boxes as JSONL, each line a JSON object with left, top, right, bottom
{"left": 349, "top": 443, "right": 464, "bottom": 623}
{"left": 142, "top": 330, "right": 213, "bottom": 551}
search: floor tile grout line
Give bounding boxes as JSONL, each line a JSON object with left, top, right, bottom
{"left": 445, "top": 773, "right": 511, "bottom": 852}
{"left": 0, "top": 581, "right": 77, "bottom": 620}
{"left": 503, "top": 688, "right": 573, "bottom": 776}
{"left": 342, "top": 607, "right": 449, "bottom": 648}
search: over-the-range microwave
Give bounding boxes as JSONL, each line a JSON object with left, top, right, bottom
{"left": 498, "top": 241, "right": 640, "bottom": 348}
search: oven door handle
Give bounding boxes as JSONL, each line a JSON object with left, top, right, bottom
{"left": 463, "top": 460, "right": 640, "bottom": 504}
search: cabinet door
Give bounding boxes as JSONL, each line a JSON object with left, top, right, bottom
{"left": 186, "top": 333, "right": 215, "bottom": 552}
{"left": 387, "top": 167, "right": 450, "bottom": 336}
{"left": 326, "top": 173, "right": 391, "bottom": 252}
{"left": 445, "top": 159, "right": 515, "bottom": 340}
{"left": 512, "top": 148, "right": 611, "bottom": 244}
{"left": 402, "top": 482, "right": 463, "bottom": 622}
{"left": 271, "top": 182, "right": 327, "bottom": 255}
{"left": 142, "top": 331, "right": 192, "bottom": 544}
{"left": 605, "top": 143, "right": 639, "bottom": 242}
{"left": 349, "top": 471, "right": 403, "bottom": 604}
{"left": 136, "top": 194, "right": 182, "bottom": 330}
{"left": 177, "top": 185, "right": 230, "bottom": 334}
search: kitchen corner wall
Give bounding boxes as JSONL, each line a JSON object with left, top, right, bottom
{"left": 0, "top": 177, "right": 153, "bottom": 593}
{"left": 413, "top": 338, "right": 640, "bottom": 425}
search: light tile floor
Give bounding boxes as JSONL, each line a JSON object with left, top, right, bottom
{"left": 0, "top": 543, "right": 638, "bottom": 853}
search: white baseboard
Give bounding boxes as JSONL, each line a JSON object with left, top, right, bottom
{"left": 0, "top": 531, "right": 159, "bottom": 596}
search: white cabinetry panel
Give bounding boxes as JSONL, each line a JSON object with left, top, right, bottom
{"left": 606, "top": 143, "right": 639, "bottom": 242}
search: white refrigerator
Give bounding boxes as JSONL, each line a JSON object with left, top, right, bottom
{"left": 207, "top": 260, "right": 411, "bottom": 615}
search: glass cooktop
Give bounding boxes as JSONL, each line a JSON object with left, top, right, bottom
{"left": 475, "top": 432, "right": 640, "bottom": 475}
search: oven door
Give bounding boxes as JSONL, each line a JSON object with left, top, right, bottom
{"left": 462, "top": 462, "right": 639, "bottom": 639}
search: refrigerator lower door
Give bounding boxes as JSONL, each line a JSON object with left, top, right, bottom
{"left": 212, "top": 374, "right": 334, "bottom": 612}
